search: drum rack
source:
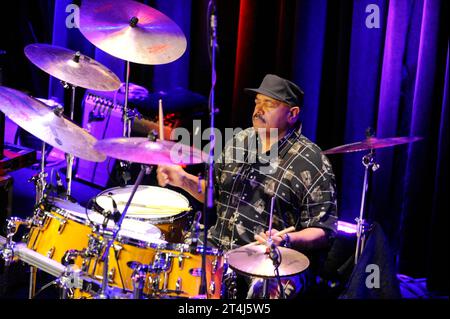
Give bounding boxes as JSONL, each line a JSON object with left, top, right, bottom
{"left": 0, "top": 234, "right": 125, "bottom": 299}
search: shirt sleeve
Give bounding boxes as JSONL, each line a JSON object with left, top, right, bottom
{"left": 298, "top": 151, "right": 338, "bottom": 238}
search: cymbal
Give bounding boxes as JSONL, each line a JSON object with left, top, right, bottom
{"left": 0, "top": 86, "right": 106, "bottom": 162}
{"left": 322, "top": 136, "right": 423, "bottom": 154}
{"left": 94, "top": 137, "right": 207, "bottom": 165}
{"left": 226, "top": 245, "right": 310, "bottom": 278}
{"left": 79, "top": 0, "right": 187, "bottom": 65}
{"left": 24, "top": 43, "right": 121, "bottom": 91}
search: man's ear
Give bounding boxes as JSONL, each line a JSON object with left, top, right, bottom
{"left": 288, "top": 106, "right": 300, "bottom": 124}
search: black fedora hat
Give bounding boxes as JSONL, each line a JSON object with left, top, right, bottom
{"left": 245, "top": 74, "right": 304, "bottom": 107}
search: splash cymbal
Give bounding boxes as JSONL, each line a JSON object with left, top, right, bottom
{"left": 24, "top": 43, "right": 121, "bottom": 91}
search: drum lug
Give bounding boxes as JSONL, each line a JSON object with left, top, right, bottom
{"left": 150, "top": 275, "right": 160, "bottom": 292}
{"left": 178, "top": 254, "right": 185, "bottom": 269}
{"left": 212, "top": 258, "right": 218, "bottom": 275}
{"left": 113, "top": 244, "right": 123, "bottom": 259}
{"left": 209, "top": 281, "right": 216, "bottom": 295}
{"left": 58, "top": 219, "right": 67, "bottom": 234}
{"left": 94, "top": 267, "right": 116, "bottom": 284}
{"left": 176, "top": 277, "right": 182, "bottom": 293}
{"left": 47, "top": 246, "right": 55, "bottom": 259}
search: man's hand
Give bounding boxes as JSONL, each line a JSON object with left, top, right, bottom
{"left": 255, "top": 229, "right": 284, "bottom": 247}
{"left": 156, "top": 165, "right": 186, "bottom": 188}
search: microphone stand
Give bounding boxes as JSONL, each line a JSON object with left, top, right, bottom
{"left": 198, "top": 0, "right": 218, "bottom": 298}
{"left": 96, "top": 164, "right": 151, "bottom": 299}
{"left": 262, "top": 196, "right": 286, "bottom": 299}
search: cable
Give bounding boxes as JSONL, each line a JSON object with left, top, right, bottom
{"left": 32, "top": 279, "right": 58, "bottom": 299}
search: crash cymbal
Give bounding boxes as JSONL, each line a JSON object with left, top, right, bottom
{"left": 0, "top": 86, "right": 106, "bottom": 162}
{"left": 94, "top": 137, "right": 207, "bottom": 165}
{"left": 226, "top": 245, "right": 310, "bottom": 278}
{"left": 79, "top": 0, "right": 187, "bottom": 65}
{"left": 24, "top": 43, "right": 121, "bottom": 91}
{"left": 322, "top": 136, "right": 423, "bottom": 154}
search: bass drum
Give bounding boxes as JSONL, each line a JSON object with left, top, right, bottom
{"left": 94, "top": 185, "right": 193, "bottom": 243}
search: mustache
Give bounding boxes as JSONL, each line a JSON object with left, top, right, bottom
{"left": 253, "top": 113, "right": 266, "bottom": 123}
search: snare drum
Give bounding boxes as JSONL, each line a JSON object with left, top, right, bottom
{"left": 146, "top": 243, "right": 225, "bottom": 299}
{"left": 94, "top": 185, "right": 193, "bottom": 243}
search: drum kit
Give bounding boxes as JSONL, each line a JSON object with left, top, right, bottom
{"left": 0, "top": 0, "right": 422, "bottom": 300}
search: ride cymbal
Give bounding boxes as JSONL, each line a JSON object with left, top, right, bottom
{"left": 79, "top": 0, "right": 187, "bottom": 65}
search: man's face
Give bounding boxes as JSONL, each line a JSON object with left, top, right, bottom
{"left": 252, "top": 94, "right": 297, "bottom": 133}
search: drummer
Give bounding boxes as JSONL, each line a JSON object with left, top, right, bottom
{"left": 157, "top": 74, "right": 338, "bottom": 299}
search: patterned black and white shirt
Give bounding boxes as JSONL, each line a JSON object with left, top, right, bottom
{"left": 207, "top": 127, "right": 338, "bottom": 250}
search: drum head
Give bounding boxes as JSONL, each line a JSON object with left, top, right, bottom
{"left": 47, "top": 197, "right": 162, "bottom": 244}
{"left": 95, "top": 185, "right": 191, "bottom": 220}
{"left": 46, "top": 197, "right": 91, "bottom": 223}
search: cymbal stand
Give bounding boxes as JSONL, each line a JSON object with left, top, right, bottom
{"left": 29, "top": 141, "right": 48, "bottom": 204}
{"left": 26, "top": 140, "right": 48, "bottom": 299}
{"left": 61, "top": 82, "right": 77, "bottom": 200}
{"left": 354, "top": 149, "right": 379, "bottom": 265}
{"left": 96, "top": 164, "right": 152, "bottom": 299}
{"left": 118, "top": 60, "right": 141, "bottom": 186}
{"left": 262, "top": 196, "right": 286, "bottom": 299}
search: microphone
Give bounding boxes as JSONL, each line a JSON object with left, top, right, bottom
{"left": 109, "top": 195, "right": 122, "bottom": 224}
{"left": 95, "top": 194, "right": 121, "bottom": 225}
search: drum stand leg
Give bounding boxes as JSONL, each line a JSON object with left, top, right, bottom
{"left": 28, "top": 266, "right": 37, "bottom": 299}
{"left": 354, "top": 151, "right": 379, "bottom": 265}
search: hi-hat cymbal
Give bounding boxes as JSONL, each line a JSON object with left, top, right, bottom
{"left": 24, "top": 43, "right": 121, "bottom": 91}
{"left": 226, "top": 245, "right": 310, "bottom": 278}
{"left": 79, "top": 0, "right": 187, "bottom": 65}
{"left": 322, "top": 136, "right": 423, "bottom": 155}
{"left": 0, "top": 86, "right": 106, "bottom": 162}
{"left": 94, "top": 137, "right": 207, "bottom": 165}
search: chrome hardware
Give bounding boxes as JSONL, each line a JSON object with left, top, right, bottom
{"left": 212, "top": 257, "right": 219, "bottom": 274}
{"left": 57, "top": 219, "right": 67, "bottom": 234}
{"left": 176, "top": 277, "right": 182, "bottom": 292}
{"left": 47, "top": 246, "right": 55, "bottom": 259}
{"left": 178, "top": 254, "right": 185, "bottom": 269}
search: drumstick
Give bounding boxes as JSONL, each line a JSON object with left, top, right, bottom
{"left": 246, "top": 226, "right": 296, "bottom": 247}
{"left": 158, "top": 99, "right": 164, "bottom": 140}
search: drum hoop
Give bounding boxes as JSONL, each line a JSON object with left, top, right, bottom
{"left": 126, "top": 208, "right": 192, "bottom": 223}
{"left": 44, "top": 197, "right": 91, "bottom": 225}
{"left": 149, "top": 242, "right": 223, "bottom": 256}
{"left": 93, "top": 185, "right": 191, "bottom": 218}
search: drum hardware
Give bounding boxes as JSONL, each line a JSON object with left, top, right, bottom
{"left": 322, "top": 132, "right": 423, "bottom": 264}
{"left": 131, "top": 262, "right": 147, "bottom": 299}
{"left": 94, "top": 164, "right": 154, "bottom": 299}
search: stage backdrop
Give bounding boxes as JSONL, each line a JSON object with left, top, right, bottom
{"left": 0, "top": 0, "right": 448, "bottom": 294}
